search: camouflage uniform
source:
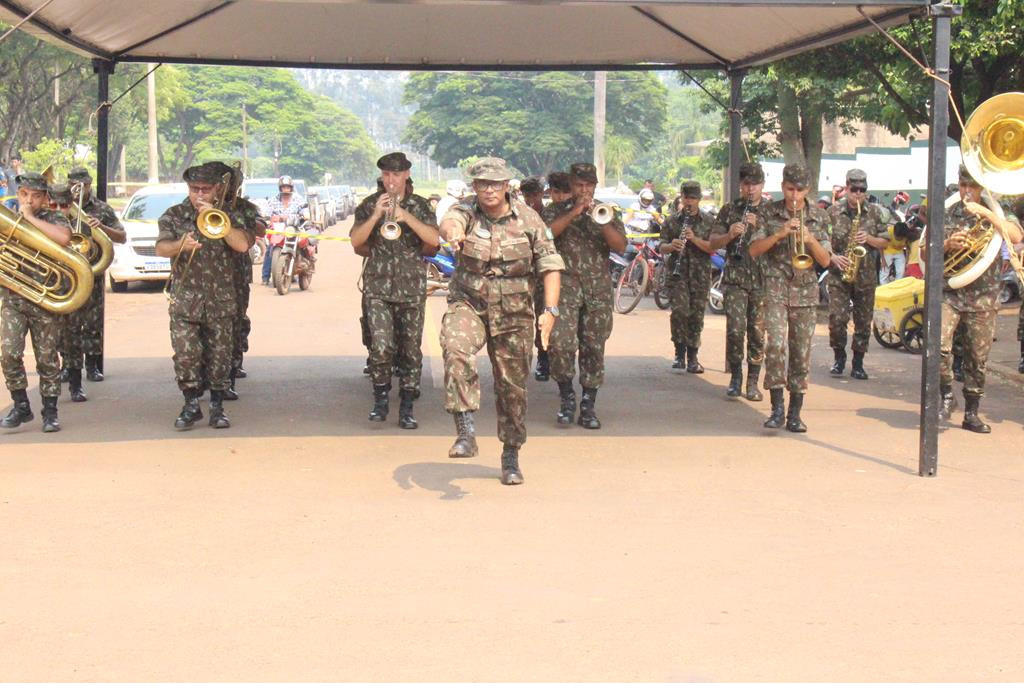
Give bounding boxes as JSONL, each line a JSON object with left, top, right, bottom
{"left": 1, "top": 208, "right": 71, "bottom": 399}
{"left": 441, "top": 197, "right": 564, "bottom": 446}
{"left": 158, "top": 198, "right": 251, "bottom": 394}
{"left": 230, "top": 198, "right": 263, "bottom": 372}
{"left": 712, "top": 198, "right": 765, "bottom": 368}
{"left": 939, "top": 200, "right": 1000, "bottom": 398}
{"left": 662, "top": 209, "right": 715, "bottom": 350}
{"left": 60, "top": 195, "right": 122, "bottom": 371}
{"left": 826, "top": 199, "right": 887, "bottom": 354}
{"left": 754, "top": 200, "right": 831, "bottom": 393}
{"left": 353, "top": 189, "right": 437, "bottom": 393}
{"left": 541, "top": 199, "right": 625, "bottom": 388}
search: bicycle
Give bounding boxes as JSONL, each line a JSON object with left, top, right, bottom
{"left": 614, "top": 238, "right": 669, "bottom": 314}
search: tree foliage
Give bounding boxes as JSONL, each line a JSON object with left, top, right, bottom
{"left": 401, "top": 71, "right": 666, "bottom": 175}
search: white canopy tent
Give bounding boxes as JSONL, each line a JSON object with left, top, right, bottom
{"left": 0, "top": 0, "right": 961, "bottom": 475}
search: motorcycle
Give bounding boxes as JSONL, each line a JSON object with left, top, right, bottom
{"left": 707, "top": 250, "right": 726, "bottom": 314}
{"left": 425, "top": 242, "right": 457, "bottom": 295}
{"left": 269, "top": 212, "right": 317, "bottom": 295}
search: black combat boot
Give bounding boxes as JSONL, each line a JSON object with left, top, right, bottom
{"left": 0, "top": 389, "right": 33, "bottom": 428}
{"left": 785, "top": 392, "right": 807, "bottom": 433}
{"left": 449, "top": 411, "right": 478, "bottom": 458}
{"left": 745, "top": 363, "right": 763, "bottom": 402}
{"left": 223, "top": 368, "right": 239, "bottom": 401}
{"left": 938, "top": 384, "right": 957, "bottom": 420}
{"left": 578, "top": 387, "right": 602, "bottom": 429}
{"left": 962, "top": 394, "right": 991, "bottom": 433}
{"left": 534, "top": 350, "right": 550, "bottom": 382}
{"left": 174, "top": 391, "right": 203, "bottom": 430}
{"left": 500, "top": 444, "right": 524, "bottom": 485}
{"left": 59, "top": 366, "right": 70, "bottom": 383}
{"left": 398, "top": 388, "right": 417, "bottom": 430}
{"left": 830, "top": 348, "right": 846, "bottom": 376}
{"left": 850, "top": 351, "right": 869, "bottom": 380}
{"left": 234, "top": 366, "right": 247, "bottom": 379}
{"left": 763, "top": 388, "right": 785, "bottom": 429}
{"left": 952, "top": 354, "right": 964, "bottom": 382}
{"left": 362, "top": 358, "right": 371, "bottom": 375}
{"left": 556, "top": 381, "right": 576, "bottom": 425}
{"left": 686, "top": 346, "right": 704, "bottom": 374}
{"left": 208, "top": 389, "right": 231, "bottom": 429}
{"left": 725, "top": 363, "right": 743, "bottom": 398}
{"left": 1019, "top": 341, "right": 1024, "bottom": 374}
{"left": 85, "top": 354, "right": 104, "bottom": 382}
{"left": 368, "top": 384, "right": 390, "bottom": 422}
{"left": 68, "top": 368, "right": 87, "bottom": 402}
{"left": 671, "top": 343, "right": 686, "bottom": 370}
{"left": 41, "top": 396, "right": 60, "bottom": 433}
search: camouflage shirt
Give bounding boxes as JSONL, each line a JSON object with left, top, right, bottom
{"left": 943, "top": 200, "right": 1001, "bottom": 312}
{"left": 232, "top": 197, "right": 263, "bottom": 285}
{"left": 541, "top": 199, "right": 625, "bottom": 301}
{"left": 828, "top": 199, "right": 888, "bottom": 289}
{"left": 354, "top": 190, "right": 438, "bottom": 303}
{"left": 445, "top": 197, "right": 564, "bottom": 316}
{"left": 660, "top": 208, "right": 715, "bottom": 281}
{"left": 712, "top": 198, "right": 764, "bottom": 289}
{"left": 157, "top": 198, "right": 252, "bottom": 320}
{"left": 752, "top": 199, "right": 832, "bottom": 307}
{"left": 80, "top": 196, "right": 124, "bottom": 235}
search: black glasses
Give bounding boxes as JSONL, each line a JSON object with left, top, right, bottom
{"left": 473, "top": 181, "right": 506, "bottom": 193}
{"left": 848, "top": 186, "right": 868, "bottom": 193}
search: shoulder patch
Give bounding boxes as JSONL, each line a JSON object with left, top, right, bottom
{"left": 545, "top": 227, "right": 554, "bottom": 240}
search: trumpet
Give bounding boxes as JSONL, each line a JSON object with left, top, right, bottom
{"left": 68, "top": 182, "right": 114, "bottom": 277}
{"left": 840, "top": 202, "right": 868, "bottom": 283}
{"left": 790, "top": 205, "right": 814, "bottom": 270}
{"left": 590, "top": 202, "right": 616, "bottom": 226}
{"left": 380, "top": 193, "right": 402, "bottom": 240}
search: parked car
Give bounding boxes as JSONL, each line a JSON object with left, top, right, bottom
{"left": 336, "top": 184, "right": 357, "bottom": 217}
{"left": 324, "top": 185, "right": 349, "bottom": 220}
{"left": 108, "top": 184, "right": 186, "bottom": 292}
{"left": 308, "top": 185, "right": 337, "bottom": 226}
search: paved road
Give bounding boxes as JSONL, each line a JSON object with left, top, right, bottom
{"left": 3, "top": 219, "right": 1023, "bottom": 680}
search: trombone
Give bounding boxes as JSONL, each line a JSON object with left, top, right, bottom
{"left": 68, "top": 181, "right": 114, "bottom": 277}
{"left": 790, "top": 205, "right": 814, "bottom": 270}
{"left": 164, "top": 172, "right": 234, "bottom": 302}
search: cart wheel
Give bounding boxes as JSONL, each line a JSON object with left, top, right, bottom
{"left": 873, "top": 323, "right": 902, "bottom": 349}
{"left": 899, "top": 307, "right": 925, "bottom": 354}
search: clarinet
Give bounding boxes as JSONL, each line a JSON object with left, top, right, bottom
{"left": 669, "top": 210, "right": 695, "bottom": 281}
{"left": 727, "top": 199, "right": 752, "bottom": 261}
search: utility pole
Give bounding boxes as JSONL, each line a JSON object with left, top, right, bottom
{"left": 118, "top": 144, "right": 127, "bottom": 197}
{"left": 593, "top": 71, "right": 607, "bottom": 187}
{"left": 146, "top": 63, "right": 160, "bottom": 183}
{"left": 53, "top": 62, "right": 60, "bottom": 137}
{"left": 273, "top": 136, "right": 281, "bottom": 176}
{"left": 241, "top": 104, "right": 249, "bottom": 177}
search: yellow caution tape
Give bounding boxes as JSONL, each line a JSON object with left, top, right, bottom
{"left": 265, "top": 228, "right": 351, "bottom": 242}
{"left": 625, "top": 232, "right": 660, "bottom": 239}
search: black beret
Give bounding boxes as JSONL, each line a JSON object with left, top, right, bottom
{"left": 182, "top": 162, "right": 229, "bottom": 184}
{"left": 377, "top": 152, "right": 412, "bottom": 172}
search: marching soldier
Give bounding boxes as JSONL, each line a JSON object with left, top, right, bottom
{"left": 934, "top": 165, "right": 1022, "bottom": 433}
{"left": 542, "top": 163, "right": 627, "bottom": 429}
{"left": 439, "top": 157, "right": 563, "bottom": 485}
{"left": 749, "top": 164, "right": 833, "bottom": 432}
{"left": 350, "top": 153, "right": 439, "bottom": 429}
{"left": 61, "top": 167, "right": 126, "bottom": 388}
{"left": 520, "top": 176, "right": 551, "bottom": 381}
{"left": 155, "top": 162, "right": 255, "bottom": 430}
{"left": 826, "top": 169, "right": 890, "bottom": 380}
{"left": 709, "top": 162, "right": 766, "bottom": 400}
{"left": 546, "top": 171, "right": 572, "bottom": 204}
{"left": 660, "top": 180, "right": 715, "bottom": 373}
{"left": 0, "top": 171, "right": 73, "bottom": 432}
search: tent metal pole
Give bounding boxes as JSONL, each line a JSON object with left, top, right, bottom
{"left": 918, "top": 2, "right": 959, "bottom": 477}
{"left": 93, "top": 59, "right": 114, "bottom": 201}
{"left": 727, "top": 69, "right": 745, "bottom": 201}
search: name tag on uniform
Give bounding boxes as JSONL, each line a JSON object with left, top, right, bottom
{"left": 474, "top": 227, "right": 491, "bottom": 239}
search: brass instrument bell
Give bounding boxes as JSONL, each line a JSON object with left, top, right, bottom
{"left": 590, "top": 202, "right": 616, "bottom": 226}
{"left": 380, "top": 193, "right": 402, "bottom": 240}
{"left": 961, "top": 92, "right": 1024, "bottom": 195}
{"left": 790, "top": 206, "right": 814, "bottom": 270}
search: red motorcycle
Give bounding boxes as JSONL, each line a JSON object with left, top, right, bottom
{"left": 269, "top": 213, "right": 317, "bottom": 295}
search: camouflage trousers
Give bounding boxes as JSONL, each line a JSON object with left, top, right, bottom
{"left": 170, "top": 313, "right": 233, "bottom": 393}
{"left": 360, "top": 293, "right": 372, "bottom": 352}
{"left": 549, "top": 290, "right": 614, "bottom": 389}
{"left": 724, "top": 283, "right": 764, "bottom": 368}
{"left": 1017, "top": 302, "right": 1024, "bottom": 342}
{"left": 826, "top": 275, "right": 875, "bottom": 354}
{"left": 441, "top": 300, "right": 533, "bottom": 447}
{"left": 668, "top": 273, "right": 710, "bottom": 348}
{"left": 1, "top": 292, "right": 61, "bottom": 398}
{"left": 763, "top": 300, "right": 815, "bottom": 394}
{"left": 60, "top": 275, "right": 104, "bottom": 369}
{"left": 940, "top": 302, "right": 996, "bottom": 397}
{"left": 366, "top": 297, "right": 425, "bottom": 392}
{"left": 232, "top": 281, "right": 251, "bottom": 371}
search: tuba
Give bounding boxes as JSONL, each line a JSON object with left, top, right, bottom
{"left": 68, "top": 182, "right": 114, "bottom": 277}
{"left": 945, "top": 91, "right": 1024, "bottom": 289}
{"left": 380, "top": 193, "right": 402, "bottom": 240}
{"left": 0, "top": 203, "right": 94, "bottom": 314}
{"left": 840, "top": 202, "right": 868, "bottom": 283}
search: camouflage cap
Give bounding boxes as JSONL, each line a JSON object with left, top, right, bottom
{"left": 520, "top": 176, "right": 544, "bottom": 195}
{"left": 466, "top": 157, "right": 512, "bottom": 181}
{"left": 680, "top": 180, "right": 702, "bottom": 198}
{"left": 15, "top": 171, "right": 47, "bottom": 192}
{"left": 738, "top": 161, "right": 765, "bottom": 183}
{"left": 48, "top": 183, "right": 72, "bottom": 204}
{"left": 846, "top": 168, "right": 868, "bottom": 185}
{"left": 377, "top": 152, "right": 412, "bottom": 172}
{"left": 68, "top": 166, "right": 93, "bottom": 183}
{"left": 182, "top": 162, "right": 228, "bottom": 184}
{"left": 547, "top": 171, "right": 570, "bottom": 192}
{"left": 782, "top": 163, "right": 811, "bottom": 188}
{"left": 958, "top": 163, "right": 980, "bottom": 185}
{"left": 570, "top": 162, "right": 598, "bottom": 183}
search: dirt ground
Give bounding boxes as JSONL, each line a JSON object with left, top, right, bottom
{"left": 2, "top": 219, "right": 1023, "bottom": 681}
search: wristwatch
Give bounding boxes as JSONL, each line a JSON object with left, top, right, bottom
{"left": 544, "top": 306, "right": 560, "bottom": 317}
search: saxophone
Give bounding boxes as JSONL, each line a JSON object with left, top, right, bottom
{"left": 840, "top": 202, "right": 868, "bottom": 283}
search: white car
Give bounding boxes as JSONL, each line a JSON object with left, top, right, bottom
{"left": 108, "top": 183, "right": 187, "bottom": 292}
